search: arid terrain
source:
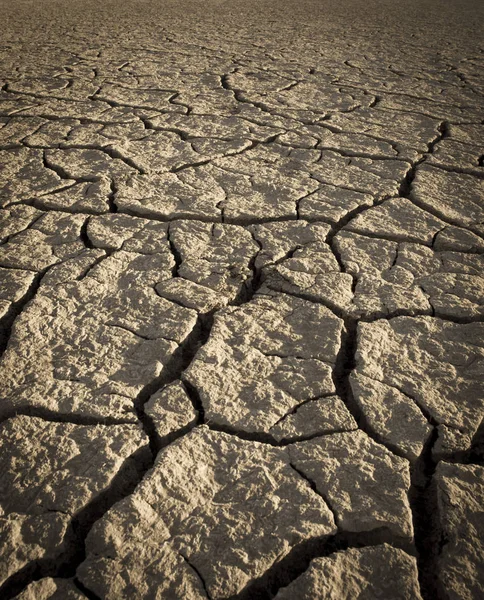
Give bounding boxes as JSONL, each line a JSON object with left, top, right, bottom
{"left": 0, "top": 0, "right": 483, "bottom": 598}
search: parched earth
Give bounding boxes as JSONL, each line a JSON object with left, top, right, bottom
{"left": 0, "top": 0, "right": 483, "bottom": 598}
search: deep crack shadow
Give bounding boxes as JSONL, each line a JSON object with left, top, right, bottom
{"left": 0, "top": 446, "right": 151, "bottom": 600}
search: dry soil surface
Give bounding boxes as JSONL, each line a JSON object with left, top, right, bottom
{"left": 0, "top": 0, "right": 483, "bottom": 598}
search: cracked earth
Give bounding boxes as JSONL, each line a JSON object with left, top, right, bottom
{"left": 0, "top": 0, "right": 483, "bottom": 598}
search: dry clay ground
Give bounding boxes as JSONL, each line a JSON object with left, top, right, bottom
{"left": 0, "top": 0, "right": 483, "bottom": 598}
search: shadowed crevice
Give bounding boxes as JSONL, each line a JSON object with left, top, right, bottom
{"left": 227, "top": 528, "right": 415, "bottom": 600}
{"left": 0, "top": 446, "right": 151, "bottom": 600}
{"left": 0, "top": 270, "right": 44, "bottom": 357}
{"left": 408, "top": 429, "right": 441, "bottom": 600}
